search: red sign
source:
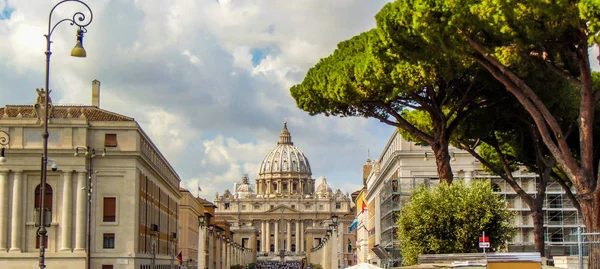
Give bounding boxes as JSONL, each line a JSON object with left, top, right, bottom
{"left": 479, "top": 236, "right": 489, "bottom": 243}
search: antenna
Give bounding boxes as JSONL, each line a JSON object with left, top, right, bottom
{"left": 368, "top": 149, "right": 370, "bottom": 159}
{"left": 197, "top": 181, "right": 202, "bottom": 198}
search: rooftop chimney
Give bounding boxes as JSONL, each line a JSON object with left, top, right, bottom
{"left": 92, "top": 79, "right": 100, "bottom": 107}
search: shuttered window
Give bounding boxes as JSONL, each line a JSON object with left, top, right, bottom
{"left": 104, "top": 133, "right": 117, "bottom": 147}
{"left": 103, "top": 197, "right": 116, "bottom": 222}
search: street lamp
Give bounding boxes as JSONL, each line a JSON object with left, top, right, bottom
{"left": 74, "top": 146, "right": 105, "bottom": 269}
{"left": 37, "top": 1, "right": 92, "bottom": 269}
{"left": 198, "top": 215, "right": 205, "bottom": 228}
{"left": 0, "top": 130, "right": 10, "bottom": 163}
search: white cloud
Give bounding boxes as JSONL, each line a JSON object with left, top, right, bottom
{"left": 0, "top": 0, "right": 392, "bottom": 202}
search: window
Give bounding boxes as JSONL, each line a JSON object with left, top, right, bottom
{"left": 348, "top": 243, "right": 352, "bottom": 253}
{"left": 336, "top": 202, "right": 341, "bottom": 209}
{"left": 291, "top": 205, "right": 295, "bottom": 209}
{"left": 291, "top": 244, "right": 296, "bottom": 252}
{"left": 242, "top": 205, "right": 246, "bottom": 210}
{"left": 270, "top": 244, "right": 275, "bottom": 252}
{"left": 283, "top": 183, "right": 288, "bottom": 191}
{"left": 254, "top": 204, "right": 260, "bottom": 210}
{"left": 103, "top": 197, "right": 116, "bottom": 222}
{"left": 305, "top": 204, "right": 311, "bottom": 209}
{"left": 35, "top": 234, "right": 48, "bottom": 249}
{"left": 103, "top": 233, "right": 115, "bottom": 249}
{"left": 257, "top": 240, "right": 261, "bottom": 252}
{"left": 34, "top": 183, "right": 53, "bottom": 226}
{"left": 105, "top": 133, "right": 117, "bottom": 147}
{"left": 319, "top": 205, "right": 324, "bottom": 210}
{"left": 270, "top": 205, "right": 274, "bottom": 210}
{"left": 102, "top": 265, "right": 114, "bottom": 269}
{"left": 273, "top": 183, "right": 277, "bottom": 191}
{"left": 225, "top": 203, "right": 230, "bottom": 209}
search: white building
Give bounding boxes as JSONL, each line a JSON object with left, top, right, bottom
{"left": 361, "top": 129, "right": 581, "bottom": 267}
{"left": 214, "top": 123, "right": 355, "bottom": 268}
{"left": 0, "top": 81, "right": 182, "bottom": 269}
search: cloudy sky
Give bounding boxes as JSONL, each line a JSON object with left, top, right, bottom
{"left": 0, "top": 0, "right": 395, "bottom": 198}
{"left": 2, "top": 0, "right": 599, "bottom": 201}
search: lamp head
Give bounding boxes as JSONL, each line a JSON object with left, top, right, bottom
{"left": 198, "top": 215, "right": 205, "bottom": 225}
{"left": 71, "top": 29, "right": 87, "bottom": 58}
{"left": 424, "top": 152, "right": 429, "bottom": 161}
{"left": 331, "top": 215, "right": 338, "bottom": 225}
{"left": 0, "top": 148, "right": 6, "bottom": 163}
{"left": 102, "top": 148, "right": 107, "bottom": 157}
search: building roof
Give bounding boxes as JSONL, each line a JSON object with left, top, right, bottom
{"left": 0, "top": 105, "right": 134, "bottom": 122}
{"left": 197, "top": 197, "right": 217, "bottom": 208}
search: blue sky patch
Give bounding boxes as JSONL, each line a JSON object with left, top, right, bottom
{"left": 0, "top": 3, "right": 14, "bottom": 20}
{"left": 250, "top": 48, "right": 269, "bottom": 67}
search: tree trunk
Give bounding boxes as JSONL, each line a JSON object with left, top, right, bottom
{"left": 580, "top": 194, "right": 600, "bottom": 269}
{"left": 531, "top": 205, "right": 545, "bottom": 257}
{"left": 431, "top": 143, "right": 453, "bottom": 184}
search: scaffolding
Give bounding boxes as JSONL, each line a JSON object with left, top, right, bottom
{"left": 491, "top": 177, "right": 583, "bottom": 257}
{"left": 379, "top": 177, "right": 439, "bottom": 267}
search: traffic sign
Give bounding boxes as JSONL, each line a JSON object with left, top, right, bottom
{"left": 479, "top": 242, "right": 490, "bottom": 248}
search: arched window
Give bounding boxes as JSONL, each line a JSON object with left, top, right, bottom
{"left": 348, "top": 243, "right": 352, "bottom": 253}
{"left": 35, "top": 183, "right": 53, "bottom": 210}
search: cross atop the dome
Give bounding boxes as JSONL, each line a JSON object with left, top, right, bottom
{"left": 278, "top": 121, "right": 293, "bottom": 145}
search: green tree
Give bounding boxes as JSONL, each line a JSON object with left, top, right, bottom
{"left": 398, "top": 181, "right": 515, "bottom": 266}
{"left": 290, "top": 29, "right": 503, "bottom": 184}
{"left": 376, "top": 0, "right": 600, "bottom": 266}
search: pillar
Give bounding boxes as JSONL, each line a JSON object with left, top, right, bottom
{"left": 465, "top": 170, "right": 473, "bottom": 185}
{"left": 265, "top": 220, "right": 270, "bottom": 253}
{"left": 274, "top": 221, "right": 279, "bottom": 251}
{"left": 251, "top": 230, "right": 258, "bottom": 263}
{"left": 198, "top": 226, "right": 205, "bottom": 269}
{"left": 295, "top": 221, "right": 300, "bottom": 253}
{"left": 74, "top": 171, "right": 87, "bottom": 251}
{"left": 0, "top": 171, "right": 9, "bottom": 251}
{"left": 225, "top": 242, "right": 230, "bottom": 269}
{"left": 214, "top": 236, "right": 221, "bottom": 269}
{"left": 9, "top": 171, "right": 23, "bottom": 252}
{"left": 286, "top": 220, "right": 291, "bottom": 252}
{"left": 261, "top": 221, "right": 266, "bottom": 253}
{"left": 60, "top": 171, "right": 73, "bottom": 251}
{"left": 221, "top": 239, "right": 226, "bottom": 269}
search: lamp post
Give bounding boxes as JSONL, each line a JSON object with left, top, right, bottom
{"left": 197, "top": 216, "right": 205, "bottom": 269}
{"left": 38, "top": 1, "right": 92, "bottom": 269}
{"left": 0, "top": 130, "right": 10, "bottom": 163}
{"left": 74, "top": 146, "right": 105, "bottom": 269}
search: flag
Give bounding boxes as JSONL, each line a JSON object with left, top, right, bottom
{"left": 349, "top": 218, "right": 359, "bottom": 232}
{"left": 177, "top": 252, "right": 183, "bottom": 266}
{"left": 361, "top": 201, "right": 367, "bottom": 213}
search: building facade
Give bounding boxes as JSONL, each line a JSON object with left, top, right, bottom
{"left": 213, "top": 123, "right": 353, "bottom": 267}
{"left": 0, "top": 81, "right": 182, "bottom": 269}
{"left": 363, "top": 129, "right": 581, "bottom": 267}
{"left": 178, "top": 189, "right": 205, "bottom": 269}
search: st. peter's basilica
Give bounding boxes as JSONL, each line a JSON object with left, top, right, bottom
{"left": 214, "top": 122, "right": 354, "bottom": 265}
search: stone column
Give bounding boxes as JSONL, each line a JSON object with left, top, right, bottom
{"left": 60, "top": 171, "right": 73, "bottom": 251}
{"left": 265, "top": 220, "right": 270, "bottom": 253}
{"left": 295, "top": 221, "right": 300, "bottom": 253}
{"left": 286, "top": 220, "right": 291, "bottom": 252}
{"left": 215, "top": 236, "right": 220, "bottom": 269}
{"left": 10, "top": 171, "right": 23, "bottom": 252}
{"left": 274, "top": 221, "right": 279, "bottom": 251}
{"left": 0, "top": 171, "right": 9, "bottom": 251}
{"left": 465, "top": 171, "right": 473, "bottom": 185}
{"left": 74, "top": 171, "right": 87, "bottom": 251}
{"left": 251, "top": 230, "right": 257, "bottom": 263}
{"left": 300, "top": 221, "right": 304, "bottom": 252}
{"left": 198, "top": 227, "right": 205, "bottom": 269}
{"left": 261, "top": 221, "right": 265, "bottom": 253}
{"left": 221, "top": 239, "right": 226, "bottom": 269}
{"left": 225, "top": 243, "right": 230, "bottom": 269}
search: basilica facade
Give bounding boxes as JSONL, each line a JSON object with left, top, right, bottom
{"left": 214, "top": 123, "right": 354, "bottom": 266}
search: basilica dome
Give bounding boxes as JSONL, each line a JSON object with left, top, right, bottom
{"left": 259, "top": 122, "right": 312, "bottom": 176}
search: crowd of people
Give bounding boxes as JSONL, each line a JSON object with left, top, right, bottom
{"left": 256, "top": 261, "right": 303, "bottom": 269}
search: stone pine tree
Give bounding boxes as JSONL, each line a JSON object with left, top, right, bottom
{"left": 375, "top": 0, "right": 600, "bottom": 266}
{"left": 397, "top": 180, "right": 515, "bottom": 266}
{"left": 290, "top": 29, "right": 505, "bottom": 184}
